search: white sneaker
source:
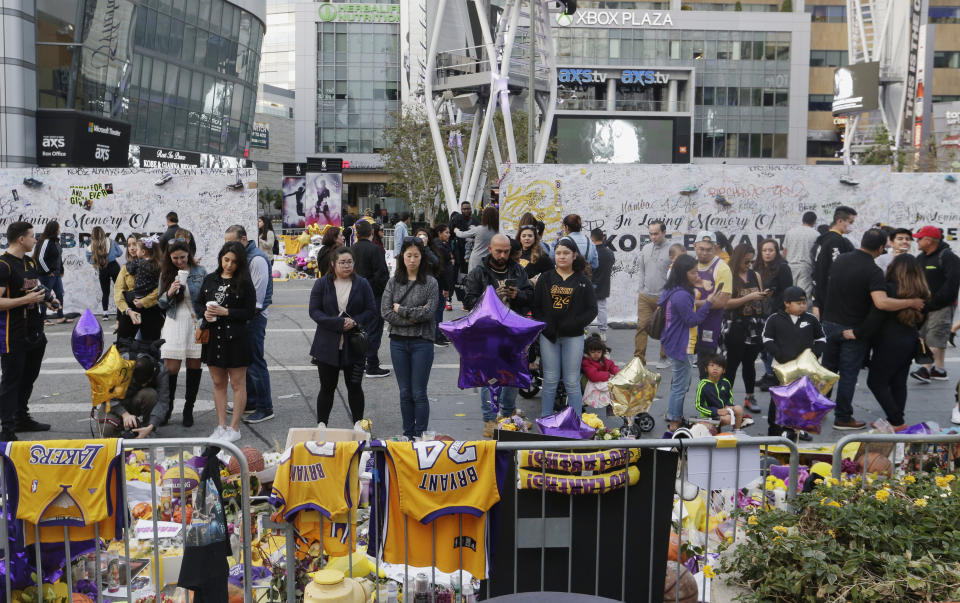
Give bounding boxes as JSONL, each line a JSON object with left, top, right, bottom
{"left": 653, "top": 360, "right": 671, "bottom": 370}
{"left": 952, "top": 404, "right": 960, "bottom": 425}
{"left": 224, "top": 426, "right": 242, "bottom": 443}
{"left": 317, "top": 421, "right": 327, "bottom": 430}
{"left": 209, "top": 425, "right": 225, "bottom": 440}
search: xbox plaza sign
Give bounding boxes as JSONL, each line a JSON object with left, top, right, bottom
{"left": 556, "top": 10, "right": 674, "bottom": 27}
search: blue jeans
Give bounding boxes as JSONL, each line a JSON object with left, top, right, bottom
{"left": 539, "top": 334, "right": 584, "bottom": 417}
{"left": 366, "top": 310, "right": 384, "bottom": 370}
{"left": 822, "top": 321, "right": 869, "bottom": 422}
{"left": 434, "top": 290, "right": 447, "bottom": 340}
{"left": 668, "top": 354, "right": 695, "bottom": 422}
{"left": 481, "top": 387, "right": 517, "bottom": 422}
{"left": 39, "top": 274, "right": 63, "bottom": 319}
{"left": 390, "top": 337, "right": 434, "bottom": 438}
{"left": 246, "top": 312, "right": 272, "bottom": 412}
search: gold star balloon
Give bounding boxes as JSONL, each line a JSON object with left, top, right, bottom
{"left": 86, "top": 345, "right": 135, "bottom": 407}
{"left": 772, "top": 348, "right": 839, "bottom": 394}
{"left": 608, "top": 357, "right": 661, "bottom": 417}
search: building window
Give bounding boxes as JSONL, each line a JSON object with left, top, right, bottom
{"left": 808, "top": 94, "right": 833, "bottom": 112}
{"left": 810, "top": 50, "right": 848, "bottom": 67}
{"left": 934, "top": 51, "right": 960, "bottom": 69}
{"left": 806, "top": 5, "right": 846, "bottom": 22}
{"left": 933, "top": 95, "right": 960, "bottom": 103}
{"left": 930, "top": 7, "right": 960, "bottom": 23}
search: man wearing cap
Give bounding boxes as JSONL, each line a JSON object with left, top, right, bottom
{"left": 692, "top": 231, "right": 732, "bottom": 377}
{"left": 910, "top": 226, "right": 960, "bottom": 388}
{"left": 822, "top": 229, "right": 925, "bottom": 430}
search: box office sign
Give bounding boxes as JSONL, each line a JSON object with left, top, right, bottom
{"left": 36, "top": 110, "right": 131, "bottom": 167}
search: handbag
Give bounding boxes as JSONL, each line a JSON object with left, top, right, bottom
{"left": 644, "top": 291, "right": 672, "bottom": 341}
{"left": 344, "top": 320, "right": 368, "bottom": 357}
{"left": 914, "top": 337, "right": 934, "bottom": 365}
{"left": 187, "top": 285, "right": 209, "bottom": 345}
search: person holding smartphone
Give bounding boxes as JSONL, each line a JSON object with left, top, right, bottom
{"left": 463, "top": 234, "right": 534, "bottom": 437}
{"left": 722, "top": 244, "right": 768, "bottom": 413}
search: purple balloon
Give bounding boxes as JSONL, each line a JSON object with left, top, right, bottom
{"left": 535, "top": 406, "right": 596, "bottom": 440}
{"left": 769, "top": 376, "right": 836, "bottom": 434}
{"left": 72, "top": 309, "right": 104, "bottom": 369}
{"left": 439, "top": 286, "right": 544, "bottom": 394}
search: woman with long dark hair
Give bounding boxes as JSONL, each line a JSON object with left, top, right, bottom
{"left": 660, "top": 254, "right": 720, "bottom": 431}
{"left": 157, "top": 240, "right": 208, "bottom": 427}
{"left": 516, "top": 223, "right": 553, "bottom": 283}
{"left": 554, "top": 214, "right": 598, "bottom": 270}
{"left": 382, "top": 238, "right": 439, "bottom": 438}
{"left": 533, "top": 238, "right": 598, "bottom": 416}
{"left": 755, "top": 238, "right": 793, "bottom": 388}
{"left": 845, "top": 255, "right": 930, "bottom": 430}
{"left": 309, "top": 247, "right": 377, "bottom": 428}
{"left": 456, "top": 205, "right": 499, "bottom": 273}
{"left": 430, "top": 224, "right": 456, "bottom": 345}
{"left": 722, "top": 243, "right": 768, "bottom": 413}
{"left": 86, "top": 226, "right": 123, "bottom": 320}
{"left": 258, "top": 216, "right": 277, "bottom": 264}
{"left": 34, "top": 221, "right": 68, "bottom": 324}
{"left": 316, "top": 226, "right": 344, "bottom": 277}
{"left": 194, "top": 241, "right": 256, "bottom": 442}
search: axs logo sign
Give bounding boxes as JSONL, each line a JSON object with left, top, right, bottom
{"left": 621, "top": 70, "right": 669, "bottom": 86}
{"left": 558, "top": 68, "right": 606, "bottom": 85}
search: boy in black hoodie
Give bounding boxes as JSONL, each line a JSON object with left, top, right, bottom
{"left": 762, "top": 286, "right": 827, "bottom": 439}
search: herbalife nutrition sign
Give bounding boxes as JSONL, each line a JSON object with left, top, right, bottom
{"left": 318, "top": 3, "right": 399, "bottom": 23}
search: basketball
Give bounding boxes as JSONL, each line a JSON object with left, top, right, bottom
{"left": 227, "top": 447, "right": 265, "bottom": 475}
{"left": 162, "top": 464, "right": 200, "bottom": 494}
{"left": 858, "top": 452, "right": 892, "bottom": 477}
{"left": 663, "top": 561, "right": 698, "bottom": 603}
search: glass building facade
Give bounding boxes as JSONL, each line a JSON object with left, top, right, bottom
{"left": 314, "top": 18, "right": 400, "bottom": 154}
{"left": 35, "top": 0, "right": 264, "bottom": 158}
{"left": 552, "top": 26, "right": 792, "bottom": 159}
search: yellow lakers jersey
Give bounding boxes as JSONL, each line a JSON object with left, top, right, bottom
{"left": 376, "top": 440, "right": 499, "bottom": 579}
{"left": 292, "top": 509, "right": 357, "bottom": 559}
{"left": 270, "top": 441, "right": 364, "bottom": 520}
{"left": 391, "top": 440, "right": 498, "bottom": 522}
{"left": 4, "top": 439, "right": 122, "bottom": 528}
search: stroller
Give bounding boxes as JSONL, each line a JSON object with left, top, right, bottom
{"left": 518, "top": 339, "right": 567, "bottom": 410}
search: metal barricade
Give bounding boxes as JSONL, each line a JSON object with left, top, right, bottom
{"left": 0, "top": 438, "right": 254, "bottom": 603}
{"left": 830, "top": 432, "right": 960, "bottom": 482}
{"left": 269, "top": 436, "right": 798, "bottom": 603}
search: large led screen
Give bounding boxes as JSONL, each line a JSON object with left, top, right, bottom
{"left": 556, "top": 117, "right": 675, "bottom": 164}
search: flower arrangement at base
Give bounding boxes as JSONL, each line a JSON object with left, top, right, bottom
{"left": 719, "top": 470, "right": 960, "bottom": 602}
{"left": 579, "top": 413, "right": 623, "bottom": 440}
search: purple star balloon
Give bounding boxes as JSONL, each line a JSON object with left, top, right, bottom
{"left": 535, "top": 406, "right": 597, "bottom": 440}
{"left": 71, "top": 309, "right": 104, "bottom": 369}
{"left": 769, "top": 376, "right": 836, "bottom": 434}
{"left": 439, "top": 286, "right": 544, "bottom": 412}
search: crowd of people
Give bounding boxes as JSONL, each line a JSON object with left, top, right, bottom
{"left": 0, "top": 203, "right": 956, "bottom": 443}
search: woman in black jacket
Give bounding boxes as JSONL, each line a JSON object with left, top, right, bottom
{"left": 756, "top": 238, "right": 793, "bottom": 387}
{"left": 194, "top": 241, "right": 257, "bottom": 443}
{"left": 844, "top": 255, "right": 929, "bottom": 430}
{"left": 533, "top": 238, "right": 598, "bottom": 417}
{"left": 34, "top": 221, "right": 68, "bottom": 324}
{"left": 309, "top": 246, "right": 378, "bottom": 428}
{"left": 430, "top": 224, "right": 456, "bottom": 345}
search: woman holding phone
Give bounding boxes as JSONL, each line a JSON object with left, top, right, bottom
{"left": 157, "top": 240, "right": 207, "bottom": 427}
{"left": 194, "top": 241, "right": 256, "bottom": 442}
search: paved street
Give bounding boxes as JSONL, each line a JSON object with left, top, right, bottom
{"left": 24, "top": 279, "right": 960, "bottom": 450}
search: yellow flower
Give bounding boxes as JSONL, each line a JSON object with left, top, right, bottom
{"left": 703, "top": 565, "right": 716, "bottom": 579}
{"left": 914, "top": 498, "right": 928, "bottom": 508}
{"left": 772, "top": 525, "right": 789, "bottom": 535}
{"left": 902, "top": 475, "right": 916, "bottom": 484}
{"left": 875, "top": 489, "right": 891, "bottom": 502}
{"left": 826, "top": 477, "right": 840, "bottom": 486}
{"left": 936, "top": 476, "right": 952, "bottom": 488}
{"left": 747, "top": 516, "right": 758, "bottom": 526}
{"left": 827, "top": 500, "right": 841, "bottom": 508}
{"left": 827, "top": 529, "right": 836, "bottom": 537}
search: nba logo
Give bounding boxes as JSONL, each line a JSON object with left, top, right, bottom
{"left": 31, "top": 480, "right": 38, "bottom": 493}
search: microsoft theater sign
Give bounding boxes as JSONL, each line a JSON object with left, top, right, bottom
{"left": 556, "top": 10, "right": 674, "bottom": 27}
